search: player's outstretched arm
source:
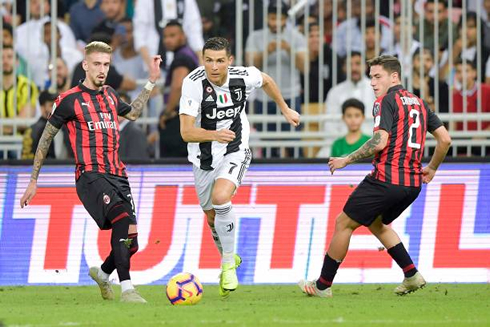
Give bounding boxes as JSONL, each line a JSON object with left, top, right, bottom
{"left": 20, "top": 122, "right": 60, "bottom": 208}
{"left": 180, "top": 114, "right": 235, "bottom": 144}
{"left": 328, "top": 130, "right": 388, "bottom": 174}
{"left": 125, "top": 55, "right": 162, "bottom": 121}
{"left": 422, "top": 126, "right": 451, "bottom": 184}
{"left": 260, "top": 72, "right": 300, "bottom": 127}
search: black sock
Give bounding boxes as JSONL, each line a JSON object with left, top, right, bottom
{"left": 107, "top": 203, "right": 131, "bottom": 282}
{"left": 316, "top": 253, "right": 341, "bottom": 290}
{"left": 387, "top": 242, "right": 417, "bottom": 278}
{"left": 101, "top": 251, "right": 115, "bottom": 275}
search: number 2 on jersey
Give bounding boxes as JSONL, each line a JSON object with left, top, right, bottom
{"left": 408, "top": 109, "right": 421, "bottom": 149}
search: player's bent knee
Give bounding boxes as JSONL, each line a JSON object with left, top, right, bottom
{"left": 335, "top": 212, "right": 360, "bottom": 231}
{"left": 211, "top": 192, "right": 232, "bottom": 206}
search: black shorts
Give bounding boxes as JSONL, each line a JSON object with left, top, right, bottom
{"left": 343, "top": 175, "right": 421, "bottom": 226}
{"left": 76, "top": 172, "right": 137, "bottom": 230}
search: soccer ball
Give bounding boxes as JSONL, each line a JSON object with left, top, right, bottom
{"left": 166, "top": 272, "right": 203, "bottom": 305}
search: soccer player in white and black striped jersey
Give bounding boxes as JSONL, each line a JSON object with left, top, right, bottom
{"left": 179, "top": 37, "right": 300, "bottom": 297}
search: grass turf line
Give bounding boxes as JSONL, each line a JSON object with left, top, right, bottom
{"left": 0, "top": 284, "right": 489, "bottom": 326}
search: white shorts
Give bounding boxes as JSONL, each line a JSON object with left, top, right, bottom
{"left": 193, "top": 149, "right": 252, "bottom": 210}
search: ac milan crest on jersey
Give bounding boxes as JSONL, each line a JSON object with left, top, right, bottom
{"left": 103, "top": 193, "right": 111, "bottom": 204}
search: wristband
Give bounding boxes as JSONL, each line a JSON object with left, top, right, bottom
{"left": 144, "top": 81, "right": 155, "bottom": 91}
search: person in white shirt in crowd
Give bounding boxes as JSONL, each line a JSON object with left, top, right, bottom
{"left": 318, "top": 52, "right": 375, "bottom": 158}
{"left": 383, "top": 15, "right": 421, "bottom": 77}
{"left": 245, "top": 2, "right": 307, "bottom": 157}
{"left": 112, "top": 18, "right": 148, "bottom": 102}
{"left": 41, "top": 21, "right": 83, "bottom": 89}
{"left": 334, "top": 0, "right": 393, "bottom": 58}
{"left": 132, "top": 0, "right": 204, "bottom": 71}
{"left": 15, "top": 0, "right": 77, "bottom": 87}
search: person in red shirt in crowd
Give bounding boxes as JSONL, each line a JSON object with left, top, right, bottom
{"left": 453, "top": 59, "right": 490, "bottom": 131}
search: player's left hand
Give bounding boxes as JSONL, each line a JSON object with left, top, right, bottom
{"left": 422, "top": 166, "right": 436, "bottom": 184}
{"left": 148, "top": 55, "right": 163, "bottom": 83}
{"left": 328, "top": 157, "right": 348, "bottom": 175}
{"left": 20, "top": 180, "right": 37, "bottom": 208}
{"left": 283, "top": 108, "right": 300, "bottom": 127}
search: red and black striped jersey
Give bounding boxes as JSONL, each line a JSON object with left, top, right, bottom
{"left": 371, "top": 85, "right": 443, "bottom": 187}
{"left": 49, "top": 81, "right": 132, "bottom": 180}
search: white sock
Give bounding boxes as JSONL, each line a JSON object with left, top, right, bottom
{"left": 121, "top": 280, "right": 134, "bottom": 293}
{"left": 210, "top": 226, "right": 223, "bottom": 255}
{"left": 98, "top": 267, "right": 110, "bottom": 281}
{"left": 213, "top": 202, "right": 236, "bottom": 265}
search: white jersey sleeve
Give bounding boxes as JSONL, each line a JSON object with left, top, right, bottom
{"left": 244, "top": 66, "right": 263, "bottom": 90}
{"left": 179, "top": 73, "right": 203, "bottom": 117}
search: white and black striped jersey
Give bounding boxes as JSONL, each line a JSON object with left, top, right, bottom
{"left": 179, "top": 66, "right": 263, "bottom": 170}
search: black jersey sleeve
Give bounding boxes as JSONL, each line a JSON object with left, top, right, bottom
{"left": 48, "top": 94, "right": 76, "bottom": 129}
{"left": 373, "top": 95, "right": 395, "bottom": 133}
{"left": 425, "top": 101, "right": 444, "bottom": 133}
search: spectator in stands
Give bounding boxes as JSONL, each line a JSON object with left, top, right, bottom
{"left": 71, "top": 32, "right": 137, "bottom": 92}
{"left": 22, "top": 91, "right": 58, "bottom": 159}
{"left": 156, "top": 20, "right": 198, "bottom": 158}
{"left": 92, "top": 0, "right": 126, "bottom": 44}
{"left": 385, "top": 15, "right": 421, "bottom": 76}
{"left": 1, "top": 45, "right": 39, "bottom": 135}
{"left": 2, "top": 22, "right": 30, "bottom": 76}
{"left": 445, "top": 12, "right": 490, "bottom": 85}
{"left": 245, "top": 2, "right": 307, "bottom": 126}
{"left": 112, "top": 18, "right": 147, "bottom": 102}
{"left": 53, "top": 57, "right": 71, "bottom": 93}
{"left": 484, "top": 0, "right": 490, "bottom": 49}
{"left": 414, "top": 0, "right": 457, "bottom": 55}
{"left": 133, "top": 0, "right": 204, "bottom": 71}
{"left": 314, "top": 0, "right": 346, "bottom": 45}
{"left": 42, "top": 20, "right": 83, "bottom": 87}
{"left": 15, "top": 0, "right": 77, "bottom": 86}
{"left": 412, "top": 48, "right": 449, "bottom": 113}
{"left": 331, "top": 99, "right": 370, "bottom": 157}
{"left": 117, "top": 92, "right": 151, "bottom": 160}
{"left": 364, "top": 18, "right": 384, "bottom": 61}
{"left": 452, "top": 60, "right": 490, "bottom": 132}
{"left": 69, "top": 0, "right": 105, "bottom": 44}
{"left": 300, "top": 22, "right": 339, "bottom": 103}
{"left": 334, "top": 0, "right": 393, "bottom": 57}
{"left": 318, "top": 52, "right": 375, "bottom": 157}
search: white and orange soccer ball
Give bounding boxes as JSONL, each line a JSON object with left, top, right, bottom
{"left": 166, "top": 272, "right": 203, "bottom": 305}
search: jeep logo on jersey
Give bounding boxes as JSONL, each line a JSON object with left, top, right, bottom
{"left": 205, "top": 106, "right": 242, "bottom": 120}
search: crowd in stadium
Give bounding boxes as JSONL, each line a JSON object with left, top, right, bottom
{"left": 1, "top": 0, "right": 489, "bottom": 160}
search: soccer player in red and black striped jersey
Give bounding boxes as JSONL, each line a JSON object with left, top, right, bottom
{"left": 299, "top": 55, "right": 452, "bottom": 298}
{"left": 20, "top": 41, "right": 162, "bottom": 303}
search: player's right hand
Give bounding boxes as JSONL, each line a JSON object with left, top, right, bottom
{"left": 422, "top": 166, "right": 436, "bottom": 184}
{"left": 215, "top": 129, "right": 236, "bottom": 144}
{"left": 20, "top": 180, "right": 37, "bottom": 208}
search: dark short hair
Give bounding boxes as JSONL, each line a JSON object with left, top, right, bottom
{"left": 367, "top": 55, "right": 402, "bottom": 78}
{"left": 165, "top": 20, "right": 183, "bottom": 31}
{"left": 341, "top": 98, "right": 365, "bottom": 115}
{"left": 202, "top": 37, "right": 231, "bottom": 56}
{"left": 268, "top": 2, "right": 289, "bottom": 16}
{"left": 412, "top": 47, "right": 433, "bottom": 59}
{"left": 39, "top": 91, "right": 57, "bottom": 106}
{"left": 455, "top": 58, "right": 477, "bottom": 70}
{"left": 426, "top": 0, "right": 447, "bottom": 7}
{"left": 2, "top": 22, "right": 13, "bottom": 36}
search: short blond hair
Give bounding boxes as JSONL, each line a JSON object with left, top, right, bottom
{"left": 84, "top": 41, "right": 112, "bottom": 57}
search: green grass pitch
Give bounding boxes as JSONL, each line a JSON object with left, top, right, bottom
{"left": 0, "top": 284, "right": 489, "bottom": 326}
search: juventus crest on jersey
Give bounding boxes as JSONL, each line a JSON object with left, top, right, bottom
{"left": 179, "top": 66, "right": 263, "bottom": 170}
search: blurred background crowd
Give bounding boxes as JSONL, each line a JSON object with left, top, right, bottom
{"left": 1, "top": 0, "right": 489, "bottom": 160}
